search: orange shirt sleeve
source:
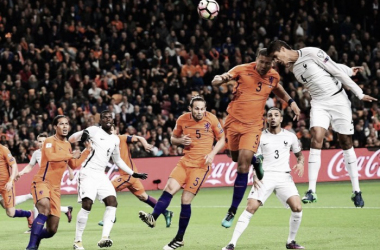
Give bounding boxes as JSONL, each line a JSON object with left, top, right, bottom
{"left": 227, "top": 65, "right": 242, "bottom": 79}
{"left": 68, "top": 148, "right": 91, "bottom": 169}
{"left": 2, "top": 146, "right": 16, "bottom": 166}
{"left": 43, "top": 139, "right": 72, "bottom": 162}
{"left": 211, "top": 115, "right": 224, "bottom": 140}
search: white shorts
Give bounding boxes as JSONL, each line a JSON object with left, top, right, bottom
{"left": 77, "top": 169, "right": 116, "bottom": 203}
{"left": 310, "top": 94, "right": 353, "bottom": 135}
{"left": 248, "top": 172, "right": 299, "bottom": 208}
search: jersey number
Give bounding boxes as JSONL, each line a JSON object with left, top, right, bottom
{"left": 274, "top": 150, "right": 279, "bottom": 159}
{"left": 256, "top": 82, "right": 262, "bottom": 92}
{"left": 196, "top": 130, "right": 201, "bottom": 139}
{"left": 193, "top": 177, "right": 200, "bottom": 187}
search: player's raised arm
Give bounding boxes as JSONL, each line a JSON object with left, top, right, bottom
{"left": 43, "top": 140, "right": 74, "bottom": 161}
{"left": 68, "top": 130, "right": 85, "bottom": 143}
{"left": 129, "top": 135, "right": 154, "bottom": 152}
{"left": 272, "top": 84, "right": 301, "bottom": 121}
{"left": 211, "top": 73, "right": 233, "bottom": 86}
{"left": 16, "top": 150, "right": 38, "bottom": 180}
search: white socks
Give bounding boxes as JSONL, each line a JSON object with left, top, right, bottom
{"left": 343, "top": 147, "right": 360, "bottom": 192}
{"left": 61, "top": 206, "right": 69, "bottom": 213}
{"left": 308, "top": 148, "right": 321, "bottom": 193}
{"left": 102, "top": 206, "right": 117, "bottom": 238}
{"left": 75, "top": 208, "right": 90, "bottom": 242}
{"left": 15, "top": 194, "right": 33, "bottom": 205}
{"left": 230, "top": 210, "right": 253, "bottom": 246}
{"left": 287, "top": 211, "right": 303, "bottom": 244}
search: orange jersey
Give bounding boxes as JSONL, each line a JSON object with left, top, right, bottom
{"left": 118, "top": 134, "right": 138, "bottom": 175}
{"left": 173, "top": 112, "right": 224, "bottom": 167}
{"left": 227, "top": 62, "right": 280, "bottom": 124}
{"left": 33, "top": 136, "right": 74, "bottom": 188}
{"left": 0, "top": 144, "right": 16, "bottom": 183}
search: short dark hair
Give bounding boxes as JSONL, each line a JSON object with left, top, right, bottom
{"left": 267, "top": 40, "right": 292, "bottom": 55}
{"left": 190, "top": 95, "right": 206, "bottom": 108}
{"left": 52, "top": 115, "right": 67, "bottom": 126}
{"left": 37, "top": 133, "right": 48, "bottom": 139}
{"left": 100, "top": 110, "right": 112, "bottom": 119}
{"left": 267, "top": 107, "right": 283, "bottom": 116}
{"left": 256, "top": 48, "right": 268, "bottom": 57}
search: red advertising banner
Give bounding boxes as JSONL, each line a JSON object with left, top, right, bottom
{"left": 15, "top": 148, "right": 380, "bottom": 195}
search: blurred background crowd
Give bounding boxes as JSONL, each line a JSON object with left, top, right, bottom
{"left": 0, "top": 0, "right": 379, "bottom": 162}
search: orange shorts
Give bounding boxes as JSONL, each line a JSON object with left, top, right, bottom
{"left": 112, "top": 175, "right": 145, "bottom": 196}
{"left": 31, "top": 181, "right": 61, "bottom": 217}
{"left": 0, "top": 181, "right": 15, "bottom": 209}
{"left": 169, "top": 161, "right": 211, "bottom": 195}
{"left": 224, "top": 115, "right": 263, "bottom": 153}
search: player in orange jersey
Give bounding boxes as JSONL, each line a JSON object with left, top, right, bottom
{"left": 212, "top": 48, "right": 301, "bottom": 228}
{"left": 0, "top": 144, "right": 34, "bottom": 230}
{"left": 139, "top": 96, "right": 226, "bottom": 250}
{"left": 25, "top": 115, "right": 89, "bottom": 250}
{"left": 97, "top": 125, "right": 174, "bottom": 228}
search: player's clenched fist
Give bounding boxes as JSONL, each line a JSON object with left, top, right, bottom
{"left": 132, "top": 172, "right": 148, "bottom": 180}
{"left": 181, "top": 134, "right": 192, "bottom": 146}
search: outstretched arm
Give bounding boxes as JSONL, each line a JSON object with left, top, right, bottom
{"left": 272, "top": 84, "right": 301, "bottom": 121}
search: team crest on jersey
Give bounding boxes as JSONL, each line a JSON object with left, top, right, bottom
{"left": 39, "top": 190, "right": 43, "bottom": 195}
{"left": 268, "top": 76, "right": 274, "bottom": 88}
{"left": 204, "top": 122, "right": 211, "bottom": 132}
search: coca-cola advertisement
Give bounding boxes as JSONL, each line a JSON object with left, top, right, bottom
{"left": 15, "top": 148, "right": 380, "bottom": 195}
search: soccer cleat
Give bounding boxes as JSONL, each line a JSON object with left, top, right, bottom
{"left": 97, "top": 237, "right": 113, "bottom": 248}
{"left": 65, "top": 206, "right": 73, "bottom": 223}
{"left": 221, "top": 212, "right": 235, "bottom": 228}
{"left": 163, "top": 210, "right": 173, "bottom": 228}
{"left": 302, "top": 190, "right": 317, "bottom": 204}
{"left": 286, "top": 240, "right": 305, "bottom": 249}
{"left": 163, "top": 238, "right": 184, "bottom": 250}
{"left": 252, "top": 154, "right": 264, "bottom": 180}
{"left": 222, "top": 243, "right": 235, "bottom": 250}
{"left": 24, "top": 229, "right": 31, "bottom": 234}
{"left": 351, "top": 191, "right": 364, "bottom": 208}
{"left": 139, "top": 211, "right": 156, "bottom": 228}
{"left": 73, "top": 241, "right": 85, "bottom": 250}
{"left": 27, "top": 210, "right": 34, "bottom": 228}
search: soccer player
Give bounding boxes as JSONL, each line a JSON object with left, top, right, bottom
{"left": 25, "top": 115, "right": 85, "bottom": 250}
{"left": 98, "top": 125, "right": 173, "bottom": 227}
{"left": 17, "top": 133, "right": 74, "bottom": 231}
{"left": 222, "top": 108, "right": 305, "bottom": 250}
{"left": 69, "top": 110, "right": 148, "bottom": 249}
{"left": 267, "top": 40, "right": 378, "bottom": 207}
{"left": 212, "top": 48, "right": 301, "bottom": 228}
{"left": 138, "top": 96, "right": 226, "bottom": 250}
{"left": 0, "top": 144, "right": 34, "bottom": 230}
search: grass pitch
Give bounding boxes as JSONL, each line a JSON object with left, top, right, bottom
{"left": 1, "top": 181, "right": 379, "bottom": 250}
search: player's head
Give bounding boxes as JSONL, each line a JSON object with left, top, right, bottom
{"left": 37, "top": 133, "right": 48, "bottom": 149}
{"left": 52, "top": 115, "right": 70, "bottom": 137}
{"left": 189, "top": 96, "right": 207, "bottom": 121}
{"left": 255, "top": 48, "right": 273, "bottom": 76}
{"left": 100, "top": 110, "right": 113, "bottom": 131}
{"left": 267, "top": 40, "right": 292, "bottom": 67}
{"left": 267, "top": 107, "right": 283, "bottom": 128}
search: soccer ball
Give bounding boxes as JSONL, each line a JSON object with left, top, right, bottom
{"left": 197, "top": 0, "right": 219, "bottom": 20}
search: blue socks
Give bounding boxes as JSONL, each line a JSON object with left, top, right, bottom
{"left": 152, "top": 191, "right": 173, "bottom": 220}
{"left": 145, "top": 195, "right": 170, "bottom": 216}
{"left": 230, "top": 172, "right": 249, "bottom": 214}
{"left": 176, "top": 204, "right": 191, "bottom": 241}
{"left": 26, "top": 214, "right": 47, "bottom": 248}
{"left": 13, "top": 209, "right": 31, "bottom": 218}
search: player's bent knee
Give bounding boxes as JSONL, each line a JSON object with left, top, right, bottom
{"left": 291, "top": 206, "right": 302, "bottom": 213}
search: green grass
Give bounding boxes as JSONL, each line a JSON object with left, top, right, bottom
{"left": 1, "top": 181, "right": 379, "bottom": 250}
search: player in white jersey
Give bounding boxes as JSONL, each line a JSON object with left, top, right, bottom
{"left": 222, "top": 108, "right": 305, "bottom": 250}
{"left": 16, "top": 133, "right": 75, "bottom": 233}
{"left": 69, "top": 110, "right": 148, "bottom": 249}
{"left": 268, "top": 40, "right": 377, "bottom": 207}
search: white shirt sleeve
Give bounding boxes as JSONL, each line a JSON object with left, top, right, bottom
{"left": 69, "top": 131, "right": 83, "bottom": 143}
{"left": 336, "top": 63, "right": 353, "bottom": 77}
{"left": 312, "top": 50, "right": 364, "bottom": 99}
{"left": 29, "top": 151, "right": 38, "bottom": 166}
{"left": 111, "top": 137, "right": 134, "bottom": 175}
{"left": 290, "top": 133, "right": 301, "bottom": 154}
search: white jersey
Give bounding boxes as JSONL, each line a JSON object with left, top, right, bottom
{"left": 292, "top": 47, "right": 364, "bottom": 101}
{"left": 80, "top": 126, "right": 121, "bottom": 173}
{"left": 29, "top": 149, "right": 42, "bottom": 167}
{"left": 256, "top": 129, "right": 301, "bottom": 172}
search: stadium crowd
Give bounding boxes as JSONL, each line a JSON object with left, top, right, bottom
{"left": 0, "top": 0, "right": 379, "bottom": 161}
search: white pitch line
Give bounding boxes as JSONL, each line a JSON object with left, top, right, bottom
{"left": 168, "top": 205, "right": 380, "bottom": 209}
